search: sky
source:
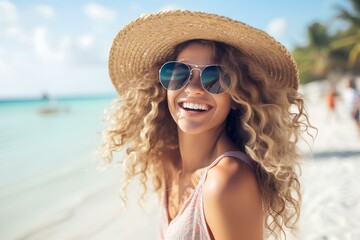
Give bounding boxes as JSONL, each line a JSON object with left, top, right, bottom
{"left": 0, "top": 0, "right": 352, "bottom": 99}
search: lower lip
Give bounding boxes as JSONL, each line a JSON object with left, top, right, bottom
{"left": 179, "top": 107, "right": 210, "bottom": 116}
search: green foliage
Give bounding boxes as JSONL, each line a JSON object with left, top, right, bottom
{"left": 292, "top": 0, "right": 360, "bottom": 84}
{"left": 307, "top": 22, "right": 331, "bottom": 48}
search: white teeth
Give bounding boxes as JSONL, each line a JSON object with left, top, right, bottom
{"left": 182, "top": 102, "right": 209, "bottom": 111}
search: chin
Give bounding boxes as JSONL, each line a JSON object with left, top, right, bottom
{"left": 177, "top": 121, "right": 207, "bottom": 135}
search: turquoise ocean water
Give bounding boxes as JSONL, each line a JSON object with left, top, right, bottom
{"left": 0, "top": 97, "right": 125, "bottom": 239}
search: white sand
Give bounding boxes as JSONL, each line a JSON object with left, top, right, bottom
{"left": 2, "top": 80, "right": 360, "bottom": 240}
{"left": 294, "top": 80, "right": 360, "bottom": 240}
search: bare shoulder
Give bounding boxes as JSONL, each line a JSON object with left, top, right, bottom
{"left": 203, "top": 156, "right": 263, "bottom": 240}
{"left": 204, "top": 156, "right": 260, "bottom": 201}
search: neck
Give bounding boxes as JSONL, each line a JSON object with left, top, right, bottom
{"left": 177, "top": 125, "right": 229, "bottom": 174}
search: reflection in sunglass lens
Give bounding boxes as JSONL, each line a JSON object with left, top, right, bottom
{"left": 202, "top": 66, "right": 230, "bottom": 94}
{"left": 159, "top": 62, "right": 190, "bottom": 90}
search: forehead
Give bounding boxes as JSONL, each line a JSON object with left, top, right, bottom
{"left": 176, "top": 43, "right": 214, "bottom": 65}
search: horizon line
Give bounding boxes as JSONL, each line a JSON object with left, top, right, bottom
{"left": 0, "top": 93, "right": 118, "bottom": 103}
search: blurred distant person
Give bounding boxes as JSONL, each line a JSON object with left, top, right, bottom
{"left": 343, "top": 78, "right": 360, "bottom": 133}
{"left": 326, "top": 85, "right": 339, "bottom": 121}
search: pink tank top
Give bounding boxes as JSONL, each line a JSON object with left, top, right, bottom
{"left": 159, "top": 151, "right": 253, "bottom": 240}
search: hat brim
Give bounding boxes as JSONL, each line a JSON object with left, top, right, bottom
{"left": 109, "top": 10, "right": 299, "bottom": 95}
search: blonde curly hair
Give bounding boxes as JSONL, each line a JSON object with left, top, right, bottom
{"left": 101, "top": 39, "right": 314, "bottom": 239}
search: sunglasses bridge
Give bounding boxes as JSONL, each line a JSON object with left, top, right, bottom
{"left": 186, "top": 67, "right": 203, "bottom": 82}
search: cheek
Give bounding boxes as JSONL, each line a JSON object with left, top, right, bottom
{"left": 167, "top": 91, "right": 178, "bottom": 119}
{"left": 214, "top": 96, "right": 233, "bottom": 119}
{"left": 167, "top": 91, "right": 175, "bottom": 108}
{"left": 215, "top": 95, "right": 232, "bottom": 110}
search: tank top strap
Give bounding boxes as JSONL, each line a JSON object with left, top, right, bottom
{"left": 200, "top": 151, "right": 253, "bottom": 183}
{"left": 207, "top": 151, "right": 252, "bottom": 169}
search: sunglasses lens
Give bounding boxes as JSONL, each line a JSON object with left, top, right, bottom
{"left": 159, "top": 62, "right": 190, "bottom": 90}
{"left": 201, "top": 66, "right": 230, "bottom": 94}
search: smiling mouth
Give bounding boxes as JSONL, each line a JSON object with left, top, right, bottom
{"left": 180, "top": 102, "right": 210, "bottom": 112}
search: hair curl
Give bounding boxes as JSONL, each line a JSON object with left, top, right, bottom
{"left": 101, "top": 39, "right": 315, "bottom": 239}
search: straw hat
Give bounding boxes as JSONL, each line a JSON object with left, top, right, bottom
{"left": 109, "top": 10, "right": 299, "bottom": 95}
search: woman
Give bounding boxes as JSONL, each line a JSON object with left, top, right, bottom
{"left": 102, "top": 10, "right": 313, "bottom": 239}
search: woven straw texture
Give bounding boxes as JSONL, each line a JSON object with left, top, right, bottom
{"left": 108, "top": 10, "right": 299, "bottom": 95}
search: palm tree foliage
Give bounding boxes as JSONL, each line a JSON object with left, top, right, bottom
{"left": 293, "top": 0, "right": 360, "bottom": 84}
{"left": 333, "top": 0, "right": 360, "bottom": 66}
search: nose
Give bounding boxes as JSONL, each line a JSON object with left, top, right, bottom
{"left": 184, "top": 68, "right": 205, "bottom": 95}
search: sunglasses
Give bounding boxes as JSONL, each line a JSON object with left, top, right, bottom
{"left": 159, "top": 61, "right": 231, "bottom": 94}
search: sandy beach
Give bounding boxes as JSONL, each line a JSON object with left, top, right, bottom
{"left": 294, "top": 80, "right": 360, "bottom": 240}
{"left": 1, "top": 79, "right": 360, "bottom": 240}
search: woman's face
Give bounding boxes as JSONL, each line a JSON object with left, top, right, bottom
{"left": 167, "top": 43, "right": 233, "bottom": 135}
